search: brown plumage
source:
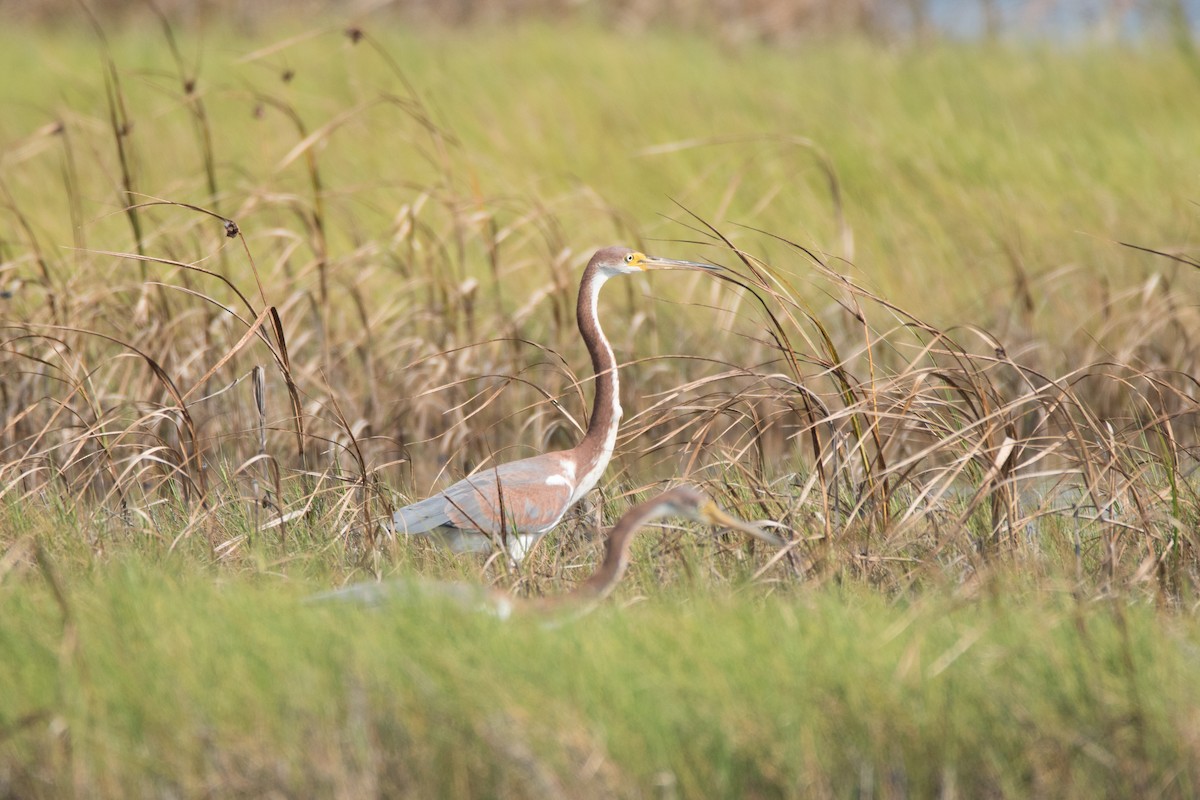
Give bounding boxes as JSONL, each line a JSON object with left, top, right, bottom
{"left": 392, "top": 247, "right": 720, "bottom": 560}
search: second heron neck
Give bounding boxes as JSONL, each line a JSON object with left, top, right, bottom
{"left": 571, "top": 498, "right": 659, "bottom": 601}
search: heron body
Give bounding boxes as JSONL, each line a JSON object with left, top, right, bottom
{"left": 393, "top": 247, "right": 719, "bottom": 560}
{"left": 321, "top": 485, "right": 783, "bottom": 616}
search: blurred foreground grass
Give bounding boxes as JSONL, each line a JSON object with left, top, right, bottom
{"left": 4, "top": 562, "right": 1199, "bottom": 798}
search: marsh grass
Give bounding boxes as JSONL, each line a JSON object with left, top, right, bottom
{"left": 2, "top": 15, "right": 1200, "bottom": 796}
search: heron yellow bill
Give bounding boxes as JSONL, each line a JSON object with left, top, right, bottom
{"left": 638, "top": 254, "right": 722, "bottom": 272}
{"left": 699, "top": 500, "right": 786, "bottom": 546}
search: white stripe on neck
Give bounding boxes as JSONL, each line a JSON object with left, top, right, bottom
{"left": 572, "top": 271, "right": 621, "bottom": 504}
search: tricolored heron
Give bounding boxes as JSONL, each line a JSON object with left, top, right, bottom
{"left": 393, "top": 247, "right": 720, "bottom": 560}
{"left": 318, "top": 485, "right": 782, "bottom": 616}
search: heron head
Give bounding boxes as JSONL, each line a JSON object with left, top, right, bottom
{"left": 658, "top": 485, "right": 785, "bottom": 546}
{"left": 591, "top": 246, "right": 721, "bottom": 277}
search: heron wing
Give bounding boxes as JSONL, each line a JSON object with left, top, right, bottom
{"left": 392, "top": 493, "right": 456, "bottom": 535}
{"left": 393, "top": 452, "right": 576, "bottom": 536}
{"left": 443, "top": 454, "right": 575, "bottom": 533}
{"left": 306, "top": 579, "right": 511, "bottom": 618}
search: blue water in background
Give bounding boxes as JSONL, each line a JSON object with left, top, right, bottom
{"left": 924, "top": 0, "right": 1197, "bottom": 39}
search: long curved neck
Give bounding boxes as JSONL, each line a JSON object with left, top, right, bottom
{"left": 570, "top": 261, "right": 621, "bottom": 496}
{"left": 571, "top": 499, "right": 662, "bottom": 602}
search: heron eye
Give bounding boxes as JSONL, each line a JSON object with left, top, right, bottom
{"left": 624, "top": 253, "right": 634, "bottom": 263}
